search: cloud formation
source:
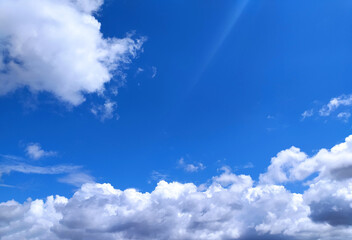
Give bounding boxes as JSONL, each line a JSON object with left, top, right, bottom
{"left": 91, "top": 99, "right": 117, "bottom": 121}
{"left": 301, "top": 94, "right": 352, "bottom": 123}
{"left": 319, "top": 94, "right": 352, "bottom": 116}
{"left": 0, "top": 163, "right": 81, "bottom": 183}
{"left": 301, "top": 109, "right": 313, "bottom": 120}
{"left": 337, "top": 112, "right": 351, "bottom": 122}
{"left": 2, "top": 136, "right": 352, "bottom": 239}
{"left": 26, "top": 143, "right": 56, "bottom": 160}
{"left": 259, "top": 135, "right": 352, "bottom": 184}
{"left": 178, "top": 157, "right": 205, "bottom": 172}
{"left": 0, "top": 152, "right": 92, "bottom": 187}
{"left": 0, "top": 0, "right": 144, "bottom": 105}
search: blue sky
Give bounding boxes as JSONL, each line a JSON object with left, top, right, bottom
{"left": 2, "top": 0, "right": 352, "bottom": 198}
{"left": 2, "top": 1, "right": 352, "bottom": 239}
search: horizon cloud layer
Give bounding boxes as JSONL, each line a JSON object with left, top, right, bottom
{"left": 2, "top": 135, "right": 352, "bottom": 239}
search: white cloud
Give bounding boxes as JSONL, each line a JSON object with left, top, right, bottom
{"left": 260, "top": 135, "right": 352, "bottom": 184}
{"left": 26, "top": 143, "right": 56, "bottom": 160}
{"left": 319, "top": 94, "right": 352, "bottom": 116}
{"left": 136, "top": 67, "right": 144, "bottom": 74}
{"left": 0, "top": 183, "right": 16, "bottom": 188}
{"left": 0, "top": 163, "right": 80, "bottom": 178}
{"left": 151, "top": 66, "right": 157, "bottom": 78}
{"left": 4, "top": 137, "right": 352, "bottom": 239}
{"left": 151, "top": 170, "right": 167, "bottom": 180}
{"left": 0, "top": 161, "right": 93, "bottom": 187}
{"left": 0, "top": 0, "right": 144, "bottom": 106}
{"left": 178, "top": 157, "right": 205, "bottom": 172}
{"left": 266, "top": 115, "right": 275, "bottom": 119}
{"left": 337, "top": 112, "right": 351, "bottom": 122}
{"left": 91, "top": 99, "right": 117, "bottom": 121}
{"left": 301, "top": 109, "right": 313, "bottom": 120}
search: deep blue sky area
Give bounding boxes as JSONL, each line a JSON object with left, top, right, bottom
{"left": 1, "top": 0, "right": 352, "bottom": 202}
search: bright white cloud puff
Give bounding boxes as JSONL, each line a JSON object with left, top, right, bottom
{"left": 2, "top": 136, "right": 352, "bottom": 239}
{"left": 0, "top": 0, "right": 144, "bottom": 105}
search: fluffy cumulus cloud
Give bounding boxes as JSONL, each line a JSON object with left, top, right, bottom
{"left": 4, "top": 136, "right": 352, "bottom": 239}
{"left": 0, "top": 0, "right": 144, "bottom": 105}
{"left": 259, "top": 135, "right": 352, "bottom": 184}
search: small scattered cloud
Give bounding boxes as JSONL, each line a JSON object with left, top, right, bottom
{"left": 136, "top": 67, "right": 144, "bottom": 74}
{"left": 319, "top": 94, "right": 352, "bottom": 116}
{"left": 267, "top": 115, "right": 275, "bottom": 119}
{"left": 110, "top": 87, "right": 119, "bottom": 96}
{"left": 26, "top": 143, "right": 56, "bottom": 160}
{"left": 301, "top": 109, "right": 314, "bottom": 120}
{"left": 91, "top": 99, "right": 118, "bottom": 121}
{"left": 243, "top": 162, "right": 254, "bottom": 169}
{"left": 337, "top": 112, "right": 351, "bottom": 122}
{"left": 302, "top": 94, "right": 352, "bottom": 123}
{"left": 151, "top": 66, "right": 157, "bottom": 78}
{"left": 178, "top": 157, "right": 205, "bottom": 172}
{"left": 149, "top": 170, "right": 168, "bottom": 183}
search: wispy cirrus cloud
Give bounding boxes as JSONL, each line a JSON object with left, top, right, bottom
{"left": 0, "top": 145, "right": 93, "bottom": 187}
{"left": 0, "top": 163, "right": 80, "bottom": 178}
{"left": 0, "top": 161, "right": 94, "bottom": 188}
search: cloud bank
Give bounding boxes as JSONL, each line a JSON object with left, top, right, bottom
{"left": 0, "top": 0, "right": 144, "bottom": 105}
{"left": 2, "top": 136, "right": 352, "bottom": 239}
